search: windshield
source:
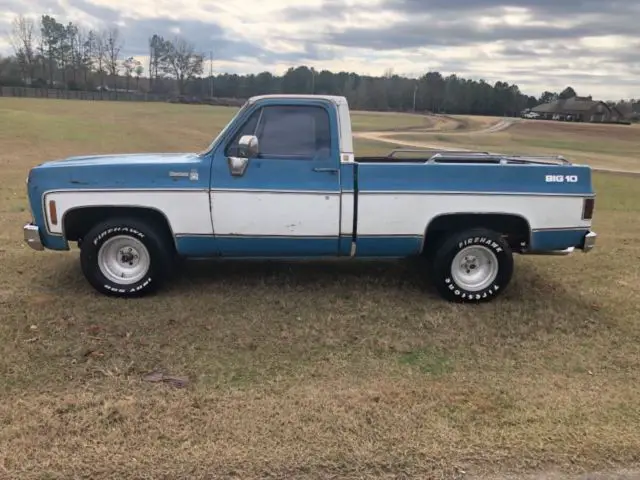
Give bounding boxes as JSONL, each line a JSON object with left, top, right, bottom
{"left": 198, "top": 101, "right": 250, "bottom": 156}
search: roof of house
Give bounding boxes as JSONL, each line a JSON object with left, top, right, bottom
{"left": 532, "top": 96, "right": 608, "bottom": 114}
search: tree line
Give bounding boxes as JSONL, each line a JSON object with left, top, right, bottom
{"left": 5, "top": 14, "right": 203, "bottom": 93}
{"left": 2, "top": 14, "right": 637, "bottom": 117}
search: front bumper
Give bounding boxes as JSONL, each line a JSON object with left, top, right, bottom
{"left": 582, "top": 231, "right": 597, "bottom": 252}
{"left": 24, "top": 223, "right": 44, "bottom": 251}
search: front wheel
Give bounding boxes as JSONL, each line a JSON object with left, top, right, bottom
{"left": 430, "top": 228, "right": 513, "bottom": 303}
{"left": 80, "top": 218, "right": 173, "bottom": 297}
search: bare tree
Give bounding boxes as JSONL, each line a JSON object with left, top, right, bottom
{"left": 79, "top": 28, "right": 94, "bottom": 87}
{"left": 161, "top": 36, "right": 204, "bottom": 94}
{"left": 103, "top": 27, "right": 122, "bottom": 90}
{"left": 9, "top": 15, "right": 38, "bottom": 84}
{"left": 92, "top": 29, "right": 107, "bottom": 88}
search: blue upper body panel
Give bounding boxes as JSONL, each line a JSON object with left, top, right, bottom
{"left": 356, "top": 162, "right": 594, "bottom": 196}
{"left": 29, "top": 152, "right": 210, "bottom": 190}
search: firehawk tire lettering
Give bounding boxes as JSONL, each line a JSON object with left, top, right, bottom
{"left": 80, "top": 217, "right": 171, "bottom": 298}
{"left": 432, "top": 228, "right": 514, "bottom": 303}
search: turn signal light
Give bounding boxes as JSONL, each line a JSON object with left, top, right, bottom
{"left": 49, "top": 200, "right": 58, "bottom": 225}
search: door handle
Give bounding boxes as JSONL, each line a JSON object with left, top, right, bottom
{"left": 313, "top": 167, "right": 339, "bottom": 173}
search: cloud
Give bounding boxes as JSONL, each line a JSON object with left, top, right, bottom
{"left": 0, "top": 0, "right": 638, "bottom": 99}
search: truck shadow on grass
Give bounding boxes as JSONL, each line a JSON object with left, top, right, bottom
{"left": 32, "top": 255, "right": 605, "bottom": 343}
{"left": 169, "top": 257, "right": 436, "bottom": 294}
{"left": 165, "top": 258, "right": 603, "bottom": 325}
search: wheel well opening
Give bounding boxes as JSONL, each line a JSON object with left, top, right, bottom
{"left": 423, "top": 213, "right": 531, "bottom": 253}
{"left": 63, "top": 206, "right": 176, "bottom": 249}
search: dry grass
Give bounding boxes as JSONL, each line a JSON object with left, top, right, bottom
{"left": 1, "top": 98, "right": 640, "bottom": 479}
{"left": 352, "top": 112, "right": 505, "bottom": 134}
{"left": 350, "top": 109, "right": 431, "bottom": 131}
{"left": 386, "top": 119, "right": 640, "bottom": 172}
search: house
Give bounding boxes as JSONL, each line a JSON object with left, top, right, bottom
{"left": 531, "top": 96, "right": 625, "bottom": 123}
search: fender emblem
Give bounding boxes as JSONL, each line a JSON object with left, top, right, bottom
{"left": 169, "top": 169, "right": 199, "bottom": 181}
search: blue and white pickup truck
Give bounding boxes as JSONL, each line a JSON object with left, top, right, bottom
{"left": 23, "top": 94, "right": 597, "bottom": 303}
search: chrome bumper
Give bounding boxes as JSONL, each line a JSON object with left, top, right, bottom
{"left": 23, "top": 223, "right": 44, "bottom": 251}
{"left": 582, "top": 231, "right": 597, "bottom": 252}
{"left": 521, "top": 230, "right": 597, "bottom": 256}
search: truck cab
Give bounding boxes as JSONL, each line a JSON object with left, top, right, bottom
{"left": 24, "top": 94, "right": 597, "bottom": 303}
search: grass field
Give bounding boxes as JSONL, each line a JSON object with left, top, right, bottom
{"left": 1, "top": 98, "right": 640, "bottom": 479}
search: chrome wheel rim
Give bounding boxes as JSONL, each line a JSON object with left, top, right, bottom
{"left": 451, "top": 245, "right": 498, "bottom": 292}
{"left": 97, "top": 235, "right": 150, "bottom": 285}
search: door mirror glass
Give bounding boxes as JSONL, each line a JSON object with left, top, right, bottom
{"left": 238, "top": 135, "right": 259, "bottom": 159}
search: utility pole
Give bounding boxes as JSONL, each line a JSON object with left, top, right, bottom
{"left": 209, "top": 50, "right": 213, "bottom": 97}
{"left": 413, "top": 82, "right": 418, "bottom": 112}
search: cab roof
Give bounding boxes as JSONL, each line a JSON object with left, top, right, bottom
{"left": 248, "top": 94, "right": 348, "bottom": 105}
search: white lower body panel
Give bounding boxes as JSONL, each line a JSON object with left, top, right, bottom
{"left": 211, "top": 191, "right": 342, "bottom": 237}
{"left": 355, "top": 193, "right": 590, "bottom": 235}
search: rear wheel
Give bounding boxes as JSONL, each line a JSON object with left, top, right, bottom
{"left": 430, "top": 228, "right": 513, "bottom": 303}
{"left": 80, "top": 217, "right": 173, "bottom": 297}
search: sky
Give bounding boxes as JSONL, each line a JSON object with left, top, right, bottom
{"left": 1, "top": 0, "right": 639, "bottom": 99}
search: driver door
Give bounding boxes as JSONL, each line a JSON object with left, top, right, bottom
{"left": 210, "top": 101, "right": 342, "bottom": 257}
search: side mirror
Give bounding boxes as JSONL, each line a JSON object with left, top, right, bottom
{"left": 228, "top": 135, "right": 258, "bottom": 177}
{"left": 238, "top": 135, "right": 259, "bottom": 159}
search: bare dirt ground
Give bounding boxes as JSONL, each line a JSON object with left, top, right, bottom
{"left": 1, "top": 99, "right": 639, "bottom": 479}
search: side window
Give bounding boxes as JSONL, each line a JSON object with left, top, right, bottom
{"left": 256, "top": 105, "right": 331, "bottom": 159}
{"left": 225, "top": 108, "right": 262, "bottom": 157}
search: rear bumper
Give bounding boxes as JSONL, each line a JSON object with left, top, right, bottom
{"left": 23, "top": 223, "right": 44, "bottom": 251}
{"left": 523, "top": 230, "right": 596, "bottom": 256}
{"left": 582, "top": 231, "right": 597, "bottom": 253}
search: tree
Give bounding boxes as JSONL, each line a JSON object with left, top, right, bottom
{"left": 80, "top": 29, "right": 95, "bottom": 87}
{"left": 39, "top": 15, "right": 65, "bottom": 86}
{"left": 122, "top": 56, "right": 139, "bottom": 91}
{"left": 91, "top": 30, "right": 106, "bottom": 88}
{"left": 558, "top": 86, "right": 577, "bottom": 99}
{"left": 103, "top": 27, "right": 122, "bottom": 89}
{"left": 58, "top": 22, "right": 78, "bottom": 86}
{"left": 538, "top": 91, "right": 558, "bottom": 104}
{"left": 148, "top": 34, "right": 166, "bottom": 92}
{"left": 160, "top": 37, "right": 204, "bottom": 94}
{"left": 9, "top": 15, "right": 38, "bottom": 84}
{"left": 134, "top": 64, "right": 144, "bottom": 90}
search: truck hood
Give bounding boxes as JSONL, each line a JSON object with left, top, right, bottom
{"left": 28, "top": 152, "right": 210, "bottom": 191}
{"left": 36, "top": 152, "right": 201, "bottom": 169}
